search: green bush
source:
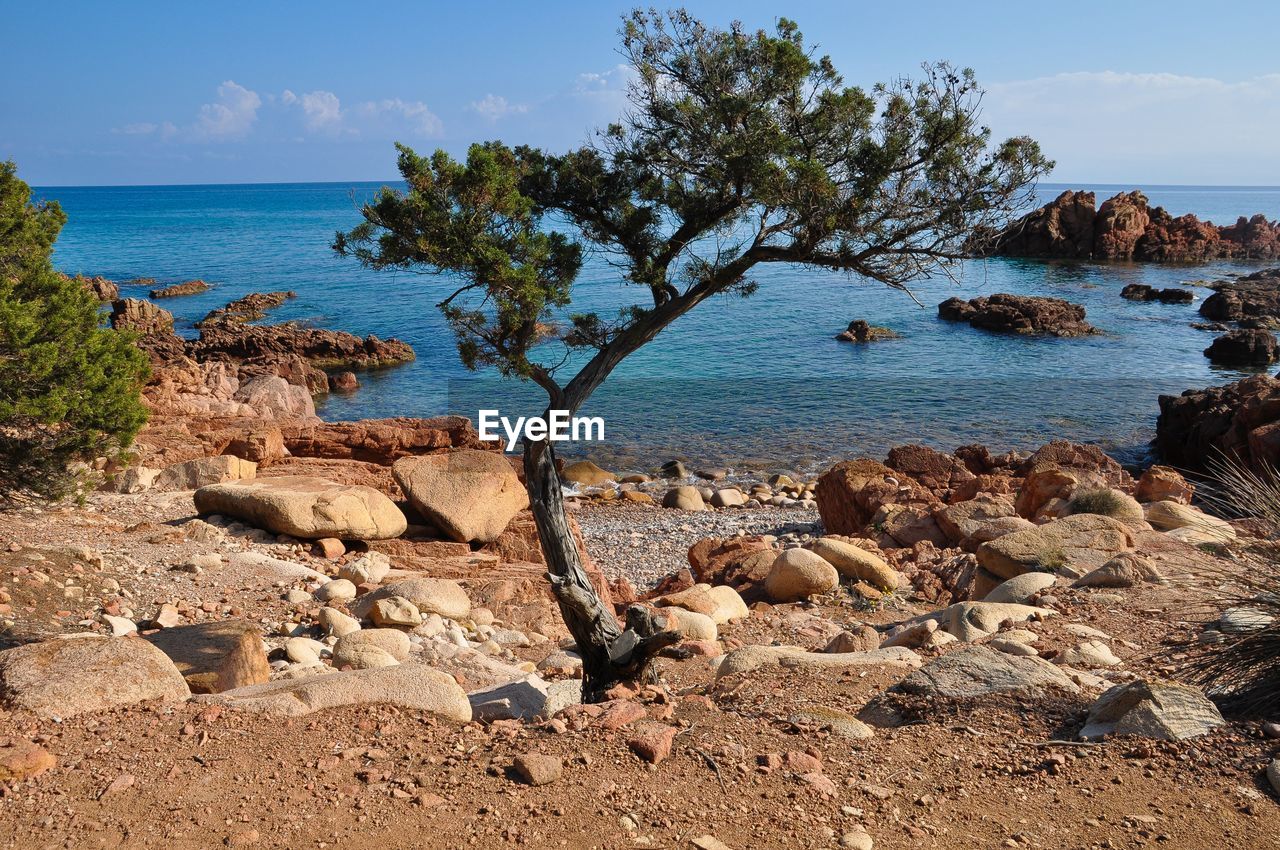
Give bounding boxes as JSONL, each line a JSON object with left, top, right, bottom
{"left": 1067, "top": 488, "right": 1130, "bottom": 519}
{"left": 0, "top": 161, "right": 148, "bottom": 505}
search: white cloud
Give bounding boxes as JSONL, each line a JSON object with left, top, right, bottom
{"left": 468, "top": 94, "right": 529, "bottom": 122}
{"left": 282, "top": 89, "right": 345, "bottom": 133}
{"left": 984, "top": 71, "right": 1280, "bottom": 183}
{"left": 191, "top": 80, "right": 262, "bottom": 140}
{"left": 355, "top": 98, "right": 443, "bottom": 138}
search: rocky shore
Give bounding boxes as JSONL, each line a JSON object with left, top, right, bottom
{"left": 979, "top": 189, "right": 1280, "bottom": 262}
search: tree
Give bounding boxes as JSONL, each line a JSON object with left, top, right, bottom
{"left": 335, "top": 10, "right": 1052, "bottom": 700}
{"left": 0, "top": 160, "right": 149, "bottom": 505}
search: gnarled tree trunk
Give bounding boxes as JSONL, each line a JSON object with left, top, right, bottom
{"left": 521, "top": 436, "right": 677, "bottom": 702}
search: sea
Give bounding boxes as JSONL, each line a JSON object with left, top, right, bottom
{"left": 37, "top": 181, "right": 1280, "bottom": 473}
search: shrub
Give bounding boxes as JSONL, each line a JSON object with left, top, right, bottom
{"left": 1166, "top": 456, "right": 1280, "bottom": 715}
{"left": 0, "top": 161, "right": 148, "bottom": 505}
{"left": 1067, "top": 487, "right": 1130, "bottom": 519}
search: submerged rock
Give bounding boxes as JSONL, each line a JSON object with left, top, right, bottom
{"left": 835, "top": 319, "right": 899, "bottom": 343}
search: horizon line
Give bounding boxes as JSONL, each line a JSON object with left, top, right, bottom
{"left": 30, "top": 178, "right": 1280, "bottom": 191}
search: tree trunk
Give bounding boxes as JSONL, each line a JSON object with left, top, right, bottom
{"left": 522, "top": 437, "right": 677, "bottom": 702}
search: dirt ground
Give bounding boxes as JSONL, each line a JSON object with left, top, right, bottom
{"left": 0, "top": 494, "right": 1278, "bottom": 850}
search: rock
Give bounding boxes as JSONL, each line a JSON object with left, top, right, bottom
{"left": 808, "top": 537, "right": 900, "bottom": 590}
{"left": 151, "top": 603, "right": 184, "bottom": 629}
{"left": 512, "top": 753, "right": 562, "bottom": 786}
{"left": 931, "top": 601, "right": 1051, "bottom": 642}
{"left": 199, "top": 663, "right": 471, "bottom": 720}
{"left": 331, "top": 642, "right": 398, "bottom": 670}
{"left": 0, "top": 637, "right": 191, "bottom": 718}
{"left": 102, "top": 614, "right": 138, "bottom": 636}
{"left": 332, "top": 371, "right": 359, "bottom": 391}
{"left": 710, "top": 488, "right": 746, "bottom": 508}
{"left": 350, "top": 578, "right": 470, "bottom": 622}
{"left": 110, "top": 298, "right": 174, "bottom": 335}
{"left": 839, "top": 827, "right": 874, "bottom": 850}
{"left": 198, "top": 291, "right": 294, "bottom": 325}
{"left": 691, "top": 837, "right": 734, "bottom": 850}
{"left": 153, "top": 455, "right": 257, "bottom": 492}
{"left": 704, "top": 585, "right": 749, "bottom": 624}
{"left": 898, "top": 645, "right": 1079, "bottom": 700}
{"left": 662, "top": 485, "right": 707, "bottom": 511}
{"left": 0, "top": 738, "right": 57, "bottom": 782}
{"left": 314, "top": 537, "right": 345, "bottom": 560}
{"left": 274, "top": 416, "right": 485, "bottom": 465}
{"left": 621, "top": 490, "right": 655, "bottom": 504}
{"left": 789, "top": 706, "right": 874, "bottom": 740}
{"left": 194, "top": 476, "right": 407, "bottom": 540}
{"left": 233, "top": 375, "right": 316, "bottom": 420}
{"left": 824, "top": 626, "right": 881, "bottom": 654}
{"left": 657, "top": 585, "right": 719, "bottom": 618}
{"left": 663, "top": 607, "right": 717, "bottom": 641}
{"left": 1135, "top": 465, "right": 1194, "bottom": 504}
{"left": 1120, "top": 283, "right": 1194, "bottom": 303}
{"left": 317, "top": 607, "right": 360, "bottom": 638}
{"left": 561, "top": 460, "right": 615, "bottom": 486}
{"left": 936, "top": 495, "right": 1017, "bottom": 545}
{"left": 835, "top": 319, "right": 898, "bottom": 342}
{"left": 337, "top": 552, "right": 390, "bottom": 585}
{"left": 1056, "top": 640, "right": 1121, "bottom": 667}
{"left": 659, "top": 460, "right": 688, "bottom": 479}
{"left": 1267, "top": 758, "right": 1280, "bottom": 797}
{"left": 977, "top": 514, "right": 1135, "bottom": 579}
{"left": 715, "top": 645, "right": 921, "bottom": 680}
{"left": 815, "top": 457, "right": 937, "bottom": 536}
{"left": 68, "top": 273, "right": 119, "bottom": 302}
{"left": 1200, "top": 268, "right": 1280, "bottom": 322}
{"left": 468, "top": 675, "right": 579, "bottom": 722}
{"left": 1204, "top": 328, "right": 1279, "bottom": 365}
{"left": 150, "top": 279, "right": 209, "bottom": 298}
{"left": 142, "top": 620, "right": 270, "bottom": 694}
{"left": 314, "top": 579, "right": 357, "bottom": 603}
{"left": 104, "top": 465, "right": 161, "bottom": 494}
{"left": 983, "top": 572, "right": 1057, "bottom": 604}
{"left": 1073, "top": 552, "right": 1165, "bottom": 588}
{"left": 764, "top": 548, "right": 839, "bottom": 602}
{"left": 1218, "top": 607, "right": 1274, "bottom": 633}
{"left": 284, "top": 637, "right": 325, "bottom": 664}
{"left": 938, "top": 293, "right": 1099, "bottom": 337}
{"left": 628, "top": 722, "right": 678, "bottom": 764}
{"left": 391, "top": 451, "right": 527, "bottom": 543}
{"left": 1079, "top": 679, "right": 1224, "bottom": 741}
{"left": 1144, "top": 501, "right": 1236, "bottom": 540}
{"left": 369, "top": 596, "right": 422, "bottom": 628}
{"left": 334, "top": 629, "right": 410, "bottom": 662}
{"left": 979, "top": 189, "right": 1098, "bottom": 259}
{"left": 1155, "top": 373, "right": 1280, "bottom": 474}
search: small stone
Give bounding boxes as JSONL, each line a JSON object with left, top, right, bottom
{"left": 512, "top": 753, "right": 562, "bottom": 786}
{"left": 284, "top": 637, "right": 325, "bottom": 665}
{"left": 314, "top": 538, "right": 345, "bottom": 560}
{"left": 0, "top": 739, "right": 57, "bottom": 781}
{"left": 370, "top": 596, "right": 422, "bottom": 628}
{"left": 284, "top": 589, "right": 311, "bottom": 604}
{"left": 627, "top": 722, "right": 678, "bottom": 764}
{"left": 151, "top": 603, "right": 183, "bottom": 628}
{"left": 690, "top": 836, "right": 734, "bottom": 850}
{"left": 102, "top": 614, "right": 137, "bottom": 636}
{"left": 318, "top": 606, "right": 360, "bottom": 638}
{"left": 840, "top": 827, "right": 874, "bottom": 850}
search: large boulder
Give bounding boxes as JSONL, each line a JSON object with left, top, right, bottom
{"left": 350, "top": 578, "right": 471, "bottom": 622}
{"left": 1155, "top": 373, "right": 1280, "bottom": 473}
{"left": 153, "top": 455, "right": 257, "bottom": 492}
{"left": 815, "top": 458, "right": 936, "bottom": 535}
{"left": 0, "top": 636, "right": 191, "bottom": 718}
{"left": 1199, "top": 268, "right": 1280, "bottom": 323}
{"left": 194, "top": 476, "right": 407, "bottom": 540}
{"left": 764, "top": 548, "right": 839, "bottom": 602}
{"left": 110, "top": 298, "right": 174, "bottom": 335}
{"left": 1135, "top": 465, "right": 1194, "bottom": 504}
{"left": 1143, "top": 501, "right": 1236, "bottom": 541}
{"left": 232, "top": 375, "right": 315, "bottom": 421}
{"left": 980, "top": 189, "right": 1097, "bottom": 259}
{"left": 1079, "top": 679, "right": 1224, "bottom": 741}
{"left": 142, "top": 620, "right": 270, "bottom": 694}
{"left": 977, "top": 514, "right": 1135, "bottom": 579}
{"left": 1204, "top": 329, "right": 1279, "bottom": 366}
{"left": 392, "top": 450, "right": 528, "bottom": 543}
{"left": 808, "top": 538, "right": 900, "bottom": 590}
{"left": 898, "top": 645, "right": 1079, "bottom": 700}
{"left": 938, "top": 294, "right": 1099, "bottom": 337}
{"left": 560, "top": 460, "right": 615, "bottom": 486}
{"left": 936, "top": 495, "right": 1018, "bottom": 546}
{"left": 194, "top": 663, "right": 471, "bottom": 720}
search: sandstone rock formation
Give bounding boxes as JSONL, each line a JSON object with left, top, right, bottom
{"left": 938, "top": 293, "right": 1099, "bottom": 337}
{"left": 982, "top": 190, "right": 1280, "bottom": 261}
{"left": 193, "top": 476, "right": 408, "bottom": 539}
{"left": 392, "top": 450, "right": 528, "bottom": 543}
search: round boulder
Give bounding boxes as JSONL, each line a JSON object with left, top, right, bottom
{"left": 764, "top": 548, "right": 839, "bottom": 602}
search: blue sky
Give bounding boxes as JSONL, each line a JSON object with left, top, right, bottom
{"left": 4, "top": 1, "right": 1279, "bottom": 186}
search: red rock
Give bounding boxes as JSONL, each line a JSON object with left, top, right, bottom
{"left": 801, "top": 771, "right": 838, "bottom": 796}
{"left": 0, "top": 739, "right": 57, "bottom": 781}
{"left": 785, "top": 751, "right": 823, "bottom": 773}
{"left": 596, "top": 700, "right": 647, "bottom": 731}
{"left": 627, "top": 722, "right": 678, "bottom": 764}
{"left": 315, "top": 538, "right": 345, "bottom": 560}
{"left": 512, "top": 753, "right": 562, "bottom": 786}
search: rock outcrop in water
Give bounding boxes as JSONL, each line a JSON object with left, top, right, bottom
{"left": 1156, "top": 374, "right": 1280, "bottom": 472}
{"left": 834, "top": 319, "right": 899, "bottom": 342}
{"left": 197, "top": 290, "right": 295, "bottom": 326}
{"left": 980, "top": 190, "right": 1280, "bottom": 261}
{"left": 1203, "top": 328, "right": 1280, "bottom": 366}
{"left": 1199, "top": 268, "right": 1280, "bottom": 323}
{"left": 938, "top": 293, "right": 1099, "bottom": 337}
{"left": 63, "top": 273, "right": 119, "bottom": 301}
{"left": 1120, "top": 283, "right": 1194, "bottom": 304}
{"left": 150, "top": 279, "right": 210, "bottom": 298}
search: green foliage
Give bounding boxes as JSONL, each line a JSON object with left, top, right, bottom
{"left": 1067, "top": 488, "right": 1131, "bottom": 519}
{"left": 335, "top": 10, "right": 1052, "bottom": 412}
{"left": 0, "top": 160, "right": 149, "bottom": 505}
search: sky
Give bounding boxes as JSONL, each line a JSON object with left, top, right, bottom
{"left": 3, "top": 0, "right": 1279, "bottom": 186}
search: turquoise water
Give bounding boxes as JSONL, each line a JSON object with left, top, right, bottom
{"left": 39, "top": 181, "right": 1280, "bottom": 470}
